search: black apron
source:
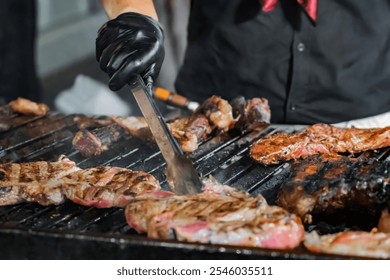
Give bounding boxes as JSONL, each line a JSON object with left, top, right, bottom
{"left": 0, "top": 0, "right": 40, "bottom": 105}
{"left": 175, "top": 0, "right": 390, "bottom": 124}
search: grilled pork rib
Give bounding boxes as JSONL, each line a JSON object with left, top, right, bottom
{"left": 125, "top": 177, "right": 304, "bottom": 249}
{"left": 277, "top": 155, "right": 390, "bottom": 224}
{"left": 304, "top": 231, "right": 390, "bottom": 259}
{"left": 250, "top": 124, "right": 390, "bottom": 165}
{"left": 0, "top": 156, "right": 80, "bottom": 206}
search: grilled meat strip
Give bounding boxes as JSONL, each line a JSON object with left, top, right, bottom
{"left": 304, "top": 231, "right": 390, "bottom": 259}
{"left": 277, "top": 155, "right": 390, "bottom": 224}
{"left": 0, "top": 156, "right": 80, "bottom": 206}
{"left": 125, "top": 177, "right": 304, "bottom": 249}
{"left": 62, "top": 167, "right": 160, "bottom": 208}
{"left": 0, "top": 157, "right": 160, "bottom": 207}
{"left": 9, "top": 97, "right": 49, "bottom": 116}
{"left": 250, "top": 124, "right": 390, "bottom": 165}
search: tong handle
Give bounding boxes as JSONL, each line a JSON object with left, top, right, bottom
{"left": 132, "top": 76, "right": 183, "bottom": 158}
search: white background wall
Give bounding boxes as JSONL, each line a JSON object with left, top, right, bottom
{"left": 36, "top": 0, "right": 106, "bottom": 77}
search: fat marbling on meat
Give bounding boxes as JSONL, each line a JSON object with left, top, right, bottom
{"left": 125, "top": 177, "right": 304, "bottom": 249}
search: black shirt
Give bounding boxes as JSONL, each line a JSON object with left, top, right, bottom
{"left": 175, "top": 0, "right": 390, "bottom": 124}
{"left": 0, "top": 0, "right": 40, "bottom": 105}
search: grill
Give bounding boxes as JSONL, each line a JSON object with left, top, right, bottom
{"left": 0, "top": 109, "right": 389, "bottom": 259}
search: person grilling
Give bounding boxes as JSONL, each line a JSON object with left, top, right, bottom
{"left": 97, "top": 0, "right": 390, "bottom": 128}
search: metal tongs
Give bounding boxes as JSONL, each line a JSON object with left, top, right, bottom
{"left": 130, "top": 75, "right": 203, "bottom": 195}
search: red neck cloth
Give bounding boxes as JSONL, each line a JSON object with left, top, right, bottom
{"left": 260, "top": 0, "right": 318, "bottom": 22}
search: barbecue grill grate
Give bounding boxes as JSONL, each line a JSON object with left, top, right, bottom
{"left": 0, "top": 111, "right": 389, "bottom": 259}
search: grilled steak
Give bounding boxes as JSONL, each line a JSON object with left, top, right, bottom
{"left": 304, "top": 231, "right": 390, "bottom": 259}
{"left": 250, "top": 124, "right": 390, "bottom": 165}
{"left": 0, "top": 156, "right": 80, "bottom": 206}
{"left": 125, "top": 177, "right": 304, "bottom": 249}
{"left": 277, "top": 155, "right": 390, "bottom": 225}
{"left": 0, "top": 157, "right": 160, "bottom": 207}
{"left": 62, "top": 167, "right": 160, "bottom": 208}
{"left": 9, "top": 97, "right": 49, "bottom": 116}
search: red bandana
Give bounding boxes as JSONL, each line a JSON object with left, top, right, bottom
{"left": 260, "top": 0, "right": 318, "bottom": 22}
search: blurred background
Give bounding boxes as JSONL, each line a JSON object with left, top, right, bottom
{"left": 36, "top": 0, "right": 190, "bottom": 115}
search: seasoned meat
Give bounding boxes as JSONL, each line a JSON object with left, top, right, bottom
{"left": 125, "top": 177, "right": 304, "bottom": 249}
{"left": 250, "top": 124, "right": 390, "bottom": 165}
{"left": 277, "top": 155, "right": 390, "bottom": 224}
{"left": 304, "top": 231, "right": 390, "bottom": 259}
{"left": 0, "top": 156, "right": 80, "bottom": 206}
{"left": 9, "top": 97, "right": 49, "bottom": 116}
{"left": 62, "top": 167, "right": 160, "bottom": 208}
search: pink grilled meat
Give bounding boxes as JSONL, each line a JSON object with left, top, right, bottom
{"left": 62, "top": 166, "right": 160, "bottom": 208}
{"left": 125, "top": 178, "right": 304, "bottom": 249}
{"left": 251, "top": 124, "right": 390, "bottom": 165}
{"left": 304, "top": 231, "right": 390, "bottom": 259}
{"left": 0, "top": 156, "right": 80, "bottom": 206}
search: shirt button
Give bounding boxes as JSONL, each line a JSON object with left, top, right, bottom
{"left": 290, "top": 105, "right": 297, "bottom": 111}
{"left": 297, "top": 42, "right": 305, "bottom": 52}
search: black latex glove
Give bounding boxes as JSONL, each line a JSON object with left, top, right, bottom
{"left": 96, "top": 12, "right": 165, "bottom": 91}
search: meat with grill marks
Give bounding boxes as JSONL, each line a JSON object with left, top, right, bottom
{"left": 250, "top": 124, "right": 390, "bottom": 165}
{"left": 304, "top": 230, "right": 390, "bottom": 259}
{"left": 62, "top": 166, "right": 160, "bottom": 208}
{"left": 0, "top": 157, "right": 160, "bottom": 207}
{"left": 125, "top": 177, "right": 304, "bottom": 249}
{"left": 277, "top": 155, "right": 390, "bottom": 224}
{"left": 0, "top": 156, "right": 80, "bottom": 206}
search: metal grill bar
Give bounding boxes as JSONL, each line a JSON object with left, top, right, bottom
{"left": 0, "top": 109, "right": 389, "bottom": 259}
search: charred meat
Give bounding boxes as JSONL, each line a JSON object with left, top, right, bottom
{"left": 277, "top": 155, "right": 390, "bottom": 225}
{"left": 304, "top": 230, "right": 390, "bottom": 259}
{"left": 250, "top": 124, "right": 390, "bottom": 165}
{"left": 125, "top": 177, "right": 304, "bottom": 249}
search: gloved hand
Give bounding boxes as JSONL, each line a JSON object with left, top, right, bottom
{"left": 96, "top": 12, "right": 165, "bottom": 91}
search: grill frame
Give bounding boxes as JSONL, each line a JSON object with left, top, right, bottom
{"left": 0, "top": 110, "right": 388, "bottom": 259}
